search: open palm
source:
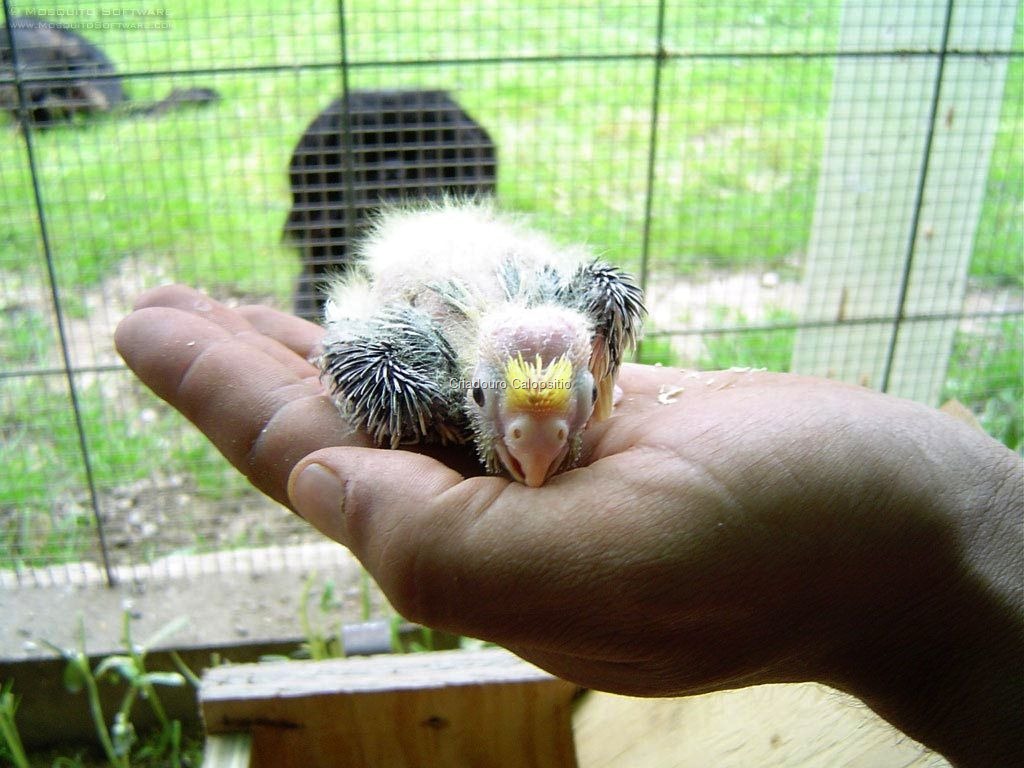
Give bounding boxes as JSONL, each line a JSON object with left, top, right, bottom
{"left": 117, "top": 285, "right": 1022, "bottom": 766}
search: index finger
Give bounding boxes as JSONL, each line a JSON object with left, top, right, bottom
{"left": 237, "top": 303, "right": 326, "bottom": 362}
{"left": 115, "top": 296, "right": 366, "bottom": 508}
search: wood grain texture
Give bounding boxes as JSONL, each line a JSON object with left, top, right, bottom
{"left": 573, "top": 683, "right": 950, "bottom": 768}
{"left": 201, "top": 648, "right": 579, "bottom": 768}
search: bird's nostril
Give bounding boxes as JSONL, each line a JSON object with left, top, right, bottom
{"left": 511, "top": 427, "right": 522, "bottom": 440}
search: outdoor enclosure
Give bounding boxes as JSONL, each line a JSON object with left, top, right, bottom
{"left": 1, "top": 0, "right": 1021, "bottom": 588}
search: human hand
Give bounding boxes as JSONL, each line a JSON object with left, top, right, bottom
{"left": 116, "top": 285, "right": 1022, "bottom": 766}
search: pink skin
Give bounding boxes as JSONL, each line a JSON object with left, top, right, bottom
{"left": 477, "top": 306, "right": 594, "bottom": 486}
{"left": 498, "top": 412, "right": 572, "bottom": 487}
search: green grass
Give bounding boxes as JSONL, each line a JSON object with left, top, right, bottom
{"left": 0, "top": 1, "right": 1020, "bottom": 567}
{"left": 0, "top": 307, "right": 56, "bottom": 364}
{"left": 0, "top": 375, "right": 250, "bottom": 567}
{"left": 698, "top": 309, "right": 797, "bottom": 372}
{"left": 637, "top": 308, "right": 798, "bottom": 372}
{"left": 944, "top": 318, "right": 1024, "bottom": 452}
{"left": 971, "top": 49, "right": 1024, "bottom": 288}
{"left": 2, "top": 1, "right": 1017, "bottom": 286}
{"left": 636, "top": 335, "right": 679, "bottom": 367}
{"left": 0, "top": 82, "right": 303, "bottom": 296}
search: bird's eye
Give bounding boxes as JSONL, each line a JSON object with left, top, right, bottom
{"left": 591, "top": 383, "right": 598, "bottom": 403}
{"left": 472, "top": 385, "right": 485, "bottom": 407}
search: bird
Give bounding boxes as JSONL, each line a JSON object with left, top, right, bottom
{"left": 318, "top": 199, "right": 645, "bottom": 487}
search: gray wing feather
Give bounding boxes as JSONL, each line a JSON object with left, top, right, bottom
{"left": 320, "top": 305, "right": 468, "bottom": 447}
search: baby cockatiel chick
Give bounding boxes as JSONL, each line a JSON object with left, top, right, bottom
{"left": 319, "top": 200, "right": 645, "bottom": 487}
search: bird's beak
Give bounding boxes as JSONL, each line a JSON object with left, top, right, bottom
{"left": 499, "top": 413, "right": 571, "bottom": 487}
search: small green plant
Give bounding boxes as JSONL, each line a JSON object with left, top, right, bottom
{"left": 0, "top": 680, "right": 31, "bottom": 768}
{"left": 359, "top": 568, "right": 374, "bottom": 622}
{"left": 297, "top": 573, "right": 345, "bottom": 660}
{"left": 395, "top": 616, "right": 439, "bottom": 654}
{"left": 42, "top": 613, "right": 195, "bottom": 768}
{"left": 291, "top": 571, "right": 452, "bottom": 660}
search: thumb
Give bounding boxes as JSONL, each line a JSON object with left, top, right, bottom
{"left": 287, "top": 447, "right": 463, "bottom": 554}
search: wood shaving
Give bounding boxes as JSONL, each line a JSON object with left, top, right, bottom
{"left": 657, "top": 385, "right": 685, "bottom": 404}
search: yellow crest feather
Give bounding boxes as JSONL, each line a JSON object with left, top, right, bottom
{"left": 504, "top": 353, "right": 574, "bottom": 412}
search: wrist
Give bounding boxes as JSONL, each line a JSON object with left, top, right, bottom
{"left": 827, "top": 410, "right": 1023, "bottom": 766}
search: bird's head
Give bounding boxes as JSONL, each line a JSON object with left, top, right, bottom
{"left": 467, "top": 307, "right": 596, "bottom": 487}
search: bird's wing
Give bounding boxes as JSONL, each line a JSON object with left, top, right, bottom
{"left": 320, "top": 304, "right": 468, "bottom": 446}
{"left": 561, "top": 262, "right": 646, "bottom": 420}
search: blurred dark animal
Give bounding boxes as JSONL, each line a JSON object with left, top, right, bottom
{"left": 283, "top": 89, "right": 497, "bottom": 320}
{"left": 0, "top": 16, "right": 218, "bottom": 126}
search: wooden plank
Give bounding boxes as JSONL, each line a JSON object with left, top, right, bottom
{"left": 790, "top": 0, "right": 1017, "bottom": 403}
{"left": 200, "top": 648, "right": 579, "bottom": 768}
{"left": 573, "top": 683, "right": 950, "bottom": 767}
{"left": 884, "top": 1, "right": 1019, "bottom": 400}
{"left": 202, "top": 733, "right": 253, "bottom": 768}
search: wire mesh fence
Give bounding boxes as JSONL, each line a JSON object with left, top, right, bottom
{"left": 1, "top": 0, "right": 1020, "bottom": 588}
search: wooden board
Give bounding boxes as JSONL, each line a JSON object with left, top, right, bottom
{"left": 790, "top": 0, "right": 1018, "bottom": 403}
{"left": 202, "top": 650, "right": 955, "bottom": 766}
{"left": 573, "top": 683, "right": 950, "bottom": 768}
{"left": 201, "top": 648, "right": 579, "bottom": 768}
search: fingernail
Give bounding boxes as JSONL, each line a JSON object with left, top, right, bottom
{"left": 290, "top": 463, "right": 346, "bottom": 542}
